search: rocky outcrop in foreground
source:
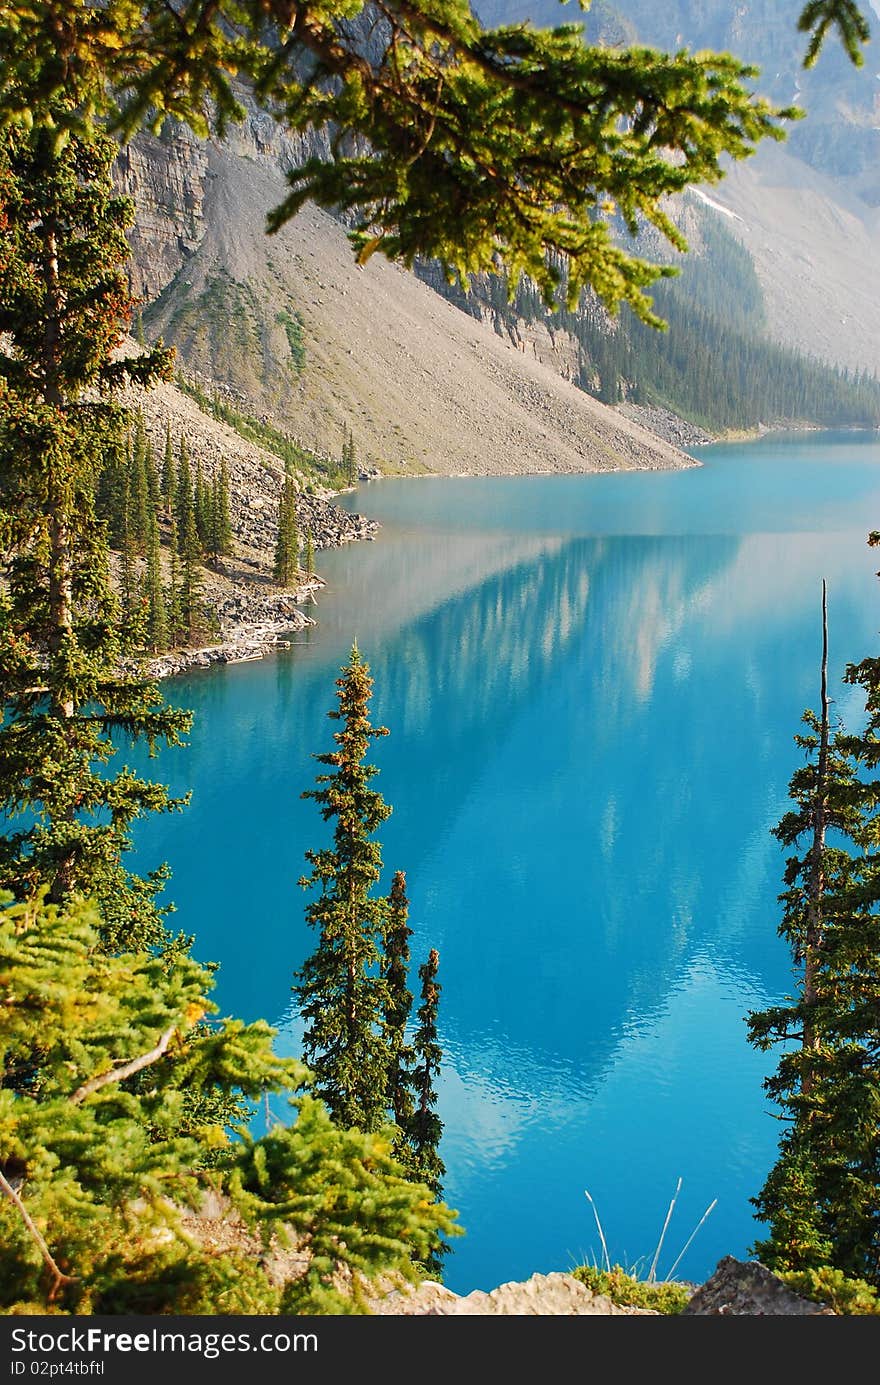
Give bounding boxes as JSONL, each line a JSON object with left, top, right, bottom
{"left": 180, "top": 1192, "right": 836, "bottom": 1316}
{"left": 367, "top": 1271, "right": 658, "bottom": 1315}
{"left": 366, "top": 1259, "right": 834, "bottom": 1316}
{"left": 681, "top": 1256, "right": 834, "bottom": 1316}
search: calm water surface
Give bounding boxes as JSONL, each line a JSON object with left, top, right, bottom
{"left": 131, "top": 430, "right": 880, "bottom": 1292}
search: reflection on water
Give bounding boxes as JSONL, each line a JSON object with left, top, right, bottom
{"left": 130, "top": 432, "right": 880, "bottom": 1292}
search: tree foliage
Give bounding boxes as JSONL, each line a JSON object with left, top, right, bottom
{"left": 274, "top": 472, "right": 301, "bottom": 588}
{"left": 798, "top": 0, "right": 871, "bottom": 66}
{"left": 748, "top": 580, "right": 880, "bottom": 1285}
{"left": 0, "top": 888, "right": 457, "bottom": 1313}
{"left": 293, "top": 649, "right": 451, "bottom": 1271}
{"left": 0, "top": 0, "right": 830, "bottom": 325}
{"left": 383, "top": 869, "right": 415, "bottom": 1136}
{"left": 294, "top": 644, "right": 395, "bottom": 1132}
{"left": 0, "top": 117, "right": 186, "bottom": 948}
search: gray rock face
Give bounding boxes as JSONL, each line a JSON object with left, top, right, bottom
{"left": 682, "top": 1257, "right": 835, "bottom": 1316}
{"left": 115, "top": 128, "right": 210, "bottom": 304}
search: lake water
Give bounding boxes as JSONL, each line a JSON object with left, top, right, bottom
{"left": 131, "top": 430, "right": 880, "bottom": 1293}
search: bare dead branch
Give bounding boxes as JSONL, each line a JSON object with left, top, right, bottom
{"left": 0, "top": 1167, "right": 76, "bottom": 1302}
{"left": 70, "top": 1023, "right": 177, "bottom": 1105}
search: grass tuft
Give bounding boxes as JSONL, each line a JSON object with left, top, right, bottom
{"left": 571, "top": 1265, "right": 691, "bottom": 1314}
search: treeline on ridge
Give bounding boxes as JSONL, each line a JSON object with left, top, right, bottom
{"left": 421, "top": 207, "right": 880, "bottom": 433}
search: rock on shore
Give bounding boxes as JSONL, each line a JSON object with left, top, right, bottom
{"left": 146, "top": 578, "right": 323, "bottom": 679}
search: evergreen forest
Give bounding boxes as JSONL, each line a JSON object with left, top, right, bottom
{"left": 424, "top": 208, "right": 880, "bottom": 432}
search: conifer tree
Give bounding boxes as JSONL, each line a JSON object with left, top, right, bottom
{"left": 95, "top": 439, "right": 128, "bottom": 548}
{"left": 344, "top": 429, "right": 357, "bottom": 486}
{"left": 0, "top": 888, "right": 457, "bottom": 1313}
{"left": 115, "top": 445, "right": 138, "bottom": 627}
{"left": 0, "top": 116, "right": 186, "bottom": 943}
{"left": 144, "top": 507, "right": 168, "bottom": 654}
{"left": 409, "top": 947, "right": 448, "bottom": 1278}
{"left": 144, "top": 439, "right": 160, "bottom": 512}
{"left": 209, "top": 458, "right": 233, "bottom": 565}
{"left": 748, "top": 581, "right": 880, "bottom": 1285}
{"left": 293, "top": 645, "right": 394, "bottom": 1131}
{"left": 410, "top": 949, "right": 446, "bottom": 1196}
{"left": 129, "top": 414, "right": 151, "bottom": 553}
{"left": 383, "top": 870, "right": 416, "bottom": 1136}
{"left": 304, "top": 530, "right": 315, "bottom": 577}
{"left": 179, "top": 506, "right": 204, "bottom": 647}
{"left": 194, "top": 458, "right": 210, "bottom": 550}
{"left": 273, "top": 473, "right": 300, "bottom": 587}
{"left": 165, "top": 515, "right": 183, "bottom": 648}
{"left": 175, "top": 435, "right": 195, "bottom": 556}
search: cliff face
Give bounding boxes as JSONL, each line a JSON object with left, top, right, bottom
{"left": 117, "top": 98, "right": 329, "bottom": 304}
{"left": 116, "top": 126, "right": 210, "bottom": 305}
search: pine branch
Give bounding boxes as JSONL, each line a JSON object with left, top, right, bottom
{"left": 69, "top": 1023, "right": 177, "bottom": 1104}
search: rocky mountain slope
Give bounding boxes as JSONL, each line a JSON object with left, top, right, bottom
{"left": 475, "top": 0, "right": 880, "bottom": 376}
{"left": 697, "top": 144, "right": 880, "bottom": 374}
{"left": 116, "top": 2, "right": 880, "bottom": 465}
{"left": 123, "top": 128, "right": 695, "bottom": 477}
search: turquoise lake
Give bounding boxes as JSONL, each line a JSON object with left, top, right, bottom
{"left": 130, "top": 429, "right": 880, "bottom": 1293}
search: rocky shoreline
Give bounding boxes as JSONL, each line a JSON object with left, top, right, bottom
{"left": 615, "top": 401, "right": 715, "bottom": 448}
{"left": 115, "top": 369, "right": 382, "bottom": 680}
{"left": 146, "top": 578, "right": 324, "bottom": 679}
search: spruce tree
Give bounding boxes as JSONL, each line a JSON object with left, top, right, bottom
{"left": 95, "top": 439, "right": 128, "bottom": 548}
{"left": 175, "top": 435, "right": 195, "bottom": 555}
{"left": 304, "top": 529, "right": 315, "bottom": 577}
{"left": 144, "top": 507, "right": 168, "bottom": 654}
{"left": 410, "top": 949, "right": 446, "bottom": 1196}
{"left": 116, "top": 455, "right": 138, "bottom": 626}
{"left": 0, "top": 117, "right": 187, "bottom": 945}
{"left": 129, "top": 413, "right": 151, "bottom": 554}
{"left": 179, "top": 506, "right": 204, "bottom": 647}
{"left": 293, "top": 645, "right": 393, "bottom": 1131}
{"left": 145, "top": 438, "right": 160, "bottom": 513}
{"left": 194, "top": 458, "right": 210, "bottom": 550}
{"left": 273, "top": 473, "right": 300, "bottom": 587}
{"left": 383, "top": 870, "right": 416, "bottom": 1136}
{"left": 409, "top": 947, "right": 448, "bottom": 1278}
{"left": 748, "top": 581, "right": 880, "bottom": 1285}
{"left": 210, "top": 457, "right": 233, "bottom": 564}
{"left": 165, "top": 515, "right": 183, "bottom": 648}
{"left": 344, "top": 430, "right": 357, "bottom": 486}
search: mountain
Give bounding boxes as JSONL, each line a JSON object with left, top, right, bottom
{"left": 473, "top": 0, "right": 880, "bottom": 376}
{"left": 121, "top": 122, "right": 695, "bottom": 475}
{"left": 119, "top": 2, "right": 880, "bottom": 467}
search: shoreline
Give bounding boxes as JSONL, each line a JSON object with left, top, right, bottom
{"left": 146, "top": 576, "right": 325, "bottom": 680}
{"left": 146, "top": 419, "right": 876, "bottom": 681}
